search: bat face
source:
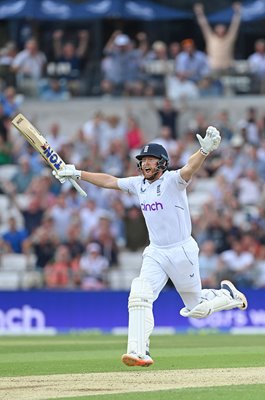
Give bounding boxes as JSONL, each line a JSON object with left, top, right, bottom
{"left": 11, "top": 113, "right": 87, "bottom": 197}
{"left": 12, "top": 113, "right": 65, "bottom": 172}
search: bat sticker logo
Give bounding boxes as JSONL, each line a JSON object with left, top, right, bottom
{"left": 41, "top": 145, "right": 63, "bottom": 170}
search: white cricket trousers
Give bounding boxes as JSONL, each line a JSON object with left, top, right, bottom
{"left": 140, "top": 236, "right": 202, "bottom": 310}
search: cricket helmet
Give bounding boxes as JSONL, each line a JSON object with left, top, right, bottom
{"left": 136, "top": 143, "right": 169, "bottom": 171}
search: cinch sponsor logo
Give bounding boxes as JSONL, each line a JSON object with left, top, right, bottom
{"left": 41, "top": 145, "right": 63, "bottom": 170}
{"left": 0, "top": 305, "right": 46, "bottom": 332}
{"left": 141, "top": 202, "right": 163, "bottom": 211}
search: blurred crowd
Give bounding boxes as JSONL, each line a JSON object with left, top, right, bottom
{"left": 0, "top": 2, "right": 265, "bottom": 99}
{"left": 0, "top": 2, "right": 265, "bottom": 291}
{"left": 1, "top": 92, "right": 265, "bottom": 290}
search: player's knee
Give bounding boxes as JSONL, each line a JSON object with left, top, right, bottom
{"left": 129, "top": 277, "right": 154, "bottom": 309}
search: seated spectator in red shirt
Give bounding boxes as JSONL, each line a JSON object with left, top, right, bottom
{"left": 44, "top": 244, "right": 78, "bottom": 288}
{"left": 125, "top": 114, "right": 145, "bottom": 151}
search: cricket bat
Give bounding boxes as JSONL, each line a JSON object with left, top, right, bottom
{"left": 11, "top": 113, "right": 87, "bottom": 197}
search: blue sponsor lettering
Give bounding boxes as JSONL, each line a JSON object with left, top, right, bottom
{"left": 0, "top": 305, "right": 46, "bottom": 332}
{"left": 141, "top": 202, "right": 163, "bottom": 211}
{"left": 43, "top": 146, "right": 63, "bottom": 170}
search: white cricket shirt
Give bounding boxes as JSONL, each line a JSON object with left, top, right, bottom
{"left": 118, "top": 170, "right": 192, "bottom": 247}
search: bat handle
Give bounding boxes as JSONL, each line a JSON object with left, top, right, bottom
{"left": 69, "top": 178, "right": 87, "bottom": 197}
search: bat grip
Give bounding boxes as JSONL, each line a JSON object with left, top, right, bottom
{"left": 69, "top": 178, "right": 87, "bottom": 197}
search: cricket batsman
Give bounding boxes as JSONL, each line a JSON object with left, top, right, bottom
{"left": 53, "top": 126, "right": 248, "bottom": 367}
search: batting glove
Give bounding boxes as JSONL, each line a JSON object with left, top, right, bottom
{"left": 57, "top": 164, "right": 81, "bottom": 181}
{"left": 52, "top": 170, "right": 68, "bottom": 184}
{"left": 196, "top": 126, "right": 221, "bottom": 156}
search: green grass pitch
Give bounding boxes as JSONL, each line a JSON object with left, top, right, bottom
{"left": 0, "top": 333, "right": 264, "bottom": 399}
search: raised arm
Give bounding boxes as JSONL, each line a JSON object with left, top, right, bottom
{"left": 227, "top": 2, "right": 242, "bottom": 39}
{"left": 52, "top": 30, "right": 64, "bottom": 58}
{"left": 180, "top": 126, "right": 221, "bottom": 182}
{"left": 53, "top": 165, "right": 120, "bottom": 190}
{"left": 76, "top": 30, "right": 90, "bottom": 58}
{"left": 193, "top": 3, "right": 212, "bottom": 39}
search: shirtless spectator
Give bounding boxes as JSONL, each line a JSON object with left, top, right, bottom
{"left": 194, "top": 2, "right": 242, "bottom": 74}
{"left": 11, "top": 38, "right": 47, "bottom": 96}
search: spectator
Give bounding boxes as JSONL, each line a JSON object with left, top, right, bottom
{"left": 0, "top": 86, "right": 22, "bottom": 118}
{"left": 11, "top": 38, "right": 47, "bottom": 96}
{"left": 152, "top": 126, "right": 178, "bottom": 157}
{"left": 242, "top": 145, "right": 265, "bottom": 182}
{"left": 64, "top": 222, "right": 85, "bottom": 261}
{"left": 102, "top": 139, "right": 126, "bottom": 177}
{"left": 168, "top": 41, "right": 181, "bottom": 60}
{"left": 10, "top": 156, "right": 36, "bottom": 193}
{"left": 213, "top": 110, "right": 234, "bottom": 143}
{"left": 80, "top": 199, "right": 105, "bottom": 239}
{"left": 248, "top": 39, "right": 265, "bottom": 94}
{"left": 50, "top": 30, "right": 90, "bottom": 96}
{"left": 90, "top": 214, "right": 119, "bottom": 266}
{"left": 44, "top": 245, "right": 79, "bottom": 288}
{"left": 175, "top": 39, "right": 210, "bottom": 84}
{"left": 165, "top": 72, "right": 200, "bottom": 102}
{"left": 10, "top": 194, "right": 45, "bottom": 235}
{"left": 142, "top": 40, "right": 169, "bottom": 95}
{"left": 218, "top": 238, "right": 255, "bottom": 287}
{"left": 216, "top": 155, "right": 242, "bottom": 184}
{"left": 0, "top": 41, "right": 17, "bottom": 86}
{"left": 199, "top": 240, "right": 219, "bottom": 287}
{"left": 1, "top": 216, "right": 28, "bottom": 253}
{"left": 125, "top": 114, "right": 145, "bottom": 152}
{"left": 194, "top": 2, "right": 242, "bottom": 73}
{"left": 48, "top": 193, "right": 74, "bottom": 241}
{"left": 236, "top": 168, "right": 262, "bottom": 207}
{"left": 70, "top": 127, "right": 92, "bottom": 165}
{"left": 203, "top": 211, "right": 232, "bottom": 254}
{"left": 109, "top": 197, "right": 126, "bottom": 248}
{"left": 45, "top": 122, "right": 65, "bottom": 152}
{"left": 0, "top": 103, "right": 10, "bottom": 142}
{"left": 105, "top": 114, "right": 126, "bottom": 142}
{"left": 255, "top": 245, "right": 265, "bottom": 288}
{"left": 237, "top": 107, "right": 260, "bottom": 146}
{"left": 101, "top": 31, "right": 144, "bottom": 96}
{"left": 82, "top": 111, "right": 111, "bottom": 158}
{"left": 135, "top": 32, "right": 150, "bottom": 58}
{"left": 150, "top": 97, "right": 179, "bottom": 139}
{"left": 39, "top": 78, "right": 70, "bottom": 101}
{"left": 197, "top": 75, "right": 223, "bottom": 97}
{"left": 23, "top": 223, "right": 58, "bottom": 271}
{"left": 26, "top": 171, "right": 57, "bottom": 206}
{"left": 0, "top": 105, "right": 12, "bottom": 165}
{"left": 79, "top": 242, "right": 109, "bottom": 290}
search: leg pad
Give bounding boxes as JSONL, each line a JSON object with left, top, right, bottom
{"left": 127, "top": 278, "right": 154, "bottom": 356}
